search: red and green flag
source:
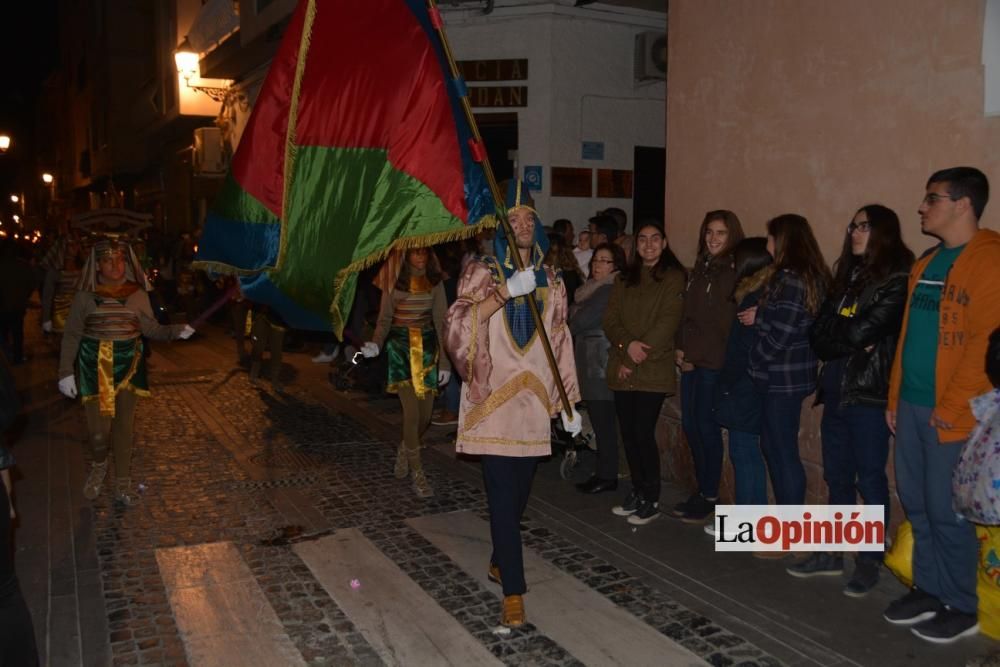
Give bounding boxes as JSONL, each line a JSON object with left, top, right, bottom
{"left": 194, "top": 0, "right": 495, "bottom": 334}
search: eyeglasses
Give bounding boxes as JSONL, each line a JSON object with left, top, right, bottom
{"left": 847, "top": 221, "right": 871, "bottom": 234}
{"left": 922, "top": 192, "right": 954, "bottom": 206}
{"left": 592, "top": 258, "right": 614, "bottom": 264}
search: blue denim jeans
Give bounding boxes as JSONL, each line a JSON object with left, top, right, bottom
{"left": 727, "top": 429, "right": 767, "bottom": 505}
{"left": 681, "top": 368, "right": 725, "bottom": 498}
{"left": 820, "top": 399, "right": 890, "bottom": 562}
{"left": 759, "top": 392, "right": 808, "bottom": 505}
{"left": 895, "top": 398, "right": 978, "bottom": 614}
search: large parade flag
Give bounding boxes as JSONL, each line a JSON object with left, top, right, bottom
{"left": 193, "top": 0, "right": 495, "bottom": 334}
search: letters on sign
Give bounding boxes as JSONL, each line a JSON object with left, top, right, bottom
{"left": 457, "top": 59, "right": 528, "bottom": 82}
{"left": 468, "top": 86, "right": 528, "bottom": 108}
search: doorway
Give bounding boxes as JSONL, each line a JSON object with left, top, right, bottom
{"left": 633, "top": 145, "right": 665, "bottom": 232}
{"left": 474, "top": 112, "right": 518, "bottom": 184}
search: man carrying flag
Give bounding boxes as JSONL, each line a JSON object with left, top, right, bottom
{"left": 445, "top": 182, "right": 581, "bottom": 628}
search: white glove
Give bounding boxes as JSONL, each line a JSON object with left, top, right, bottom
{"left": 42, "top": 320, "right": 53, "bottom": 333}
{"left": 58, "top": 375, "right": 78, "bottom": 399}
{"left": 438, "top": 369, "right": 451, "bottom": 387}
{"left": 506, "top": 269, "right": 537, "bottom": 299}
{"left": 361, "top": 341, "right": 380, "bottom": 358}
{"left": 178, "top": 324, "right": 195, "bottom": 340}
{"left": 561, "top": 409, "right": 582, "bottom": 437}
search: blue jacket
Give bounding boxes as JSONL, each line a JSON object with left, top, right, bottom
{"left": 715, "top": 289, "right": 765, "bottom": 433}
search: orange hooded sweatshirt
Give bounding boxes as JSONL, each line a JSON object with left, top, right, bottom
{"left": 888, "top": 228, "right": 1000, "bottom": 442}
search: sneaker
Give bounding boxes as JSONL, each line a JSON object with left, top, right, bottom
{"left": 612, "top": 490, "right": 642, "bottom": 516}
{"left": 312, "top": 349, "right": 338, "bottom": 363}
{"left": 679, "top": 495, "right": 716, "bottom": 524}
{"left": 786, "top": 553, "right": 844, "bottom": 578}
{"left": 670, "top": 493, "right": 700, "bottom": 518}
{"left": 431, "top": 410, "right": 459, "bottom": 426}
{"left": 83, "top": 460, "right": 109, "bottom": 500}
{"left": 627, "top": 500, "right": 660, "bottom": 525}
{"left": 911, "top": 605, "right": 979, "bottom": 644}
{"left": 843, "top": 559, "right": 881, "bottom": 598}
{"left": 884, "top": 587, "right": 943, "bottom": 625}
{"left": 704, "top": 522, "right": 716, "bottom": 537}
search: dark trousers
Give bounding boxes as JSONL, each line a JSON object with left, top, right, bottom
{"left": 821, "top": 400, "right": 891, "bottom": 562}
{"left": 481, "top": 455, "right": 538, "bottom": 596}
{"left": 251, "top": 314, "right": 285, "bottom": 382}
{"left": 728, "top": 429, "right": 767, "bottom": 505}
{"left": 0, "top": 311, "right": 25, "bottom": 364}
{"left": 895, "top": 398, "right": 978, "bottom": 614}
{"left": 589, "top": 399, "right": 619, "bottom": 481}
{"left": 614, "top": 390, "right": 667, "bottom": 503}
{"left": 680, "top": 368, "right": 724, "bottom": 498}
{"left": 759, "top": 392, "right": 808, "bottom": 505}
{"left": 0, "top": 488, "right": 39, "bottom": 666}
{"left": 444, "top": 372, "right": 461, "bottom": 413}
{"left": 230, "top": 301, "right": 251, "bottom": 362}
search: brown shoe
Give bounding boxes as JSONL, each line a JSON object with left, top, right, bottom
{"left": 501, "top": 595, "right": 525, "bottom": 628}
{"left": 488, "top": 563, "right": 502, "bottom": 586}
{"left": 431, "top": 409, "right": 458, "bottom": 426}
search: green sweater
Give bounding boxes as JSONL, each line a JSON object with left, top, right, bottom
{"left": 602, "top": 266, "right": 685, "bottom": 394}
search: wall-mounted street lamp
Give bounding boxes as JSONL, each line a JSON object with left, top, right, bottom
{"left": 174, "top": 39, "right": 231, "bottom": 102}
{"left": 42, "top": 173, "right": 53, "bottom": 184}
{"left": 0, "top": 135, "right": 10, "bottom": 153}
{"left": 9, "top": 195, "right": 18, "bottom": 203}
{"left": 12, "top": 214, "right": 20, "bottom": 223}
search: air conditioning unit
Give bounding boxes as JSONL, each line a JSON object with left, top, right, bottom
{"left": 193, "top": 127, "right": 227, "bottom": 176}
{"left": 634, "top": 31, "right": 667, "bottom": 82}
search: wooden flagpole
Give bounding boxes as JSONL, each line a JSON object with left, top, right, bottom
{"left": 425, "top": 0, "right": 573, "bottom": 414}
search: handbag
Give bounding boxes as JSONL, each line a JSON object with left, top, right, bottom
{"left": 953, "top": 390, "right": 1000, "bottom": 525}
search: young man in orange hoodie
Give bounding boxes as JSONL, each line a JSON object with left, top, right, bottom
{"left": 884, "top": 166, "right": 1000, "bottom": 643}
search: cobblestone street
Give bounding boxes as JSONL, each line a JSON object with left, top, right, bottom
{"left": 7, "top": 308, "right": 996, "bottom": 666}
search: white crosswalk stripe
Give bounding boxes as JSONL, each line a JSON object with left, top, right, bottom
{"left": 294, "top": 528, "right": 503, "bottom": 666}
{"left": 408, "top": 511, "right": 710, "bottom": 667}
{"left": 156, "top": 541, "right": 306, "bottom": 667}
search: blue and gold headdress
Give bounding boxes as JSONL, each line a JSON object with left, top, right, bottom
{"left": 78, "top": 235, "right": 152, "bottom": 292}
{"left": 493, "top": 180, "right": 549, "bottom": 348}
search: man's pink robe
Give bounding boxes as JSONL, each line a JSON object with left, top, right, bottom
{"left": 444, "top": 260, "right": 580, "bottom": 457}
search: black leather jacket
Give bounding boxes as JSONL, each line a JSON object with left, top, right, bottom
{"left": 809, "top": 272, "right": 909, "bottom": 408}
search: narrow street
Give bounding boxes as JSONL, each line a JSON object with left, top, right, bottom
{"left": 7, "top": 301, "right": 994, "bottom": 666}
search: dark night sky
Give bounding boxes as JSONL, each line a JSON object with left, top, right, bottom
{"left": 0, "top": 0, "right": 59, "bottom": 188}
